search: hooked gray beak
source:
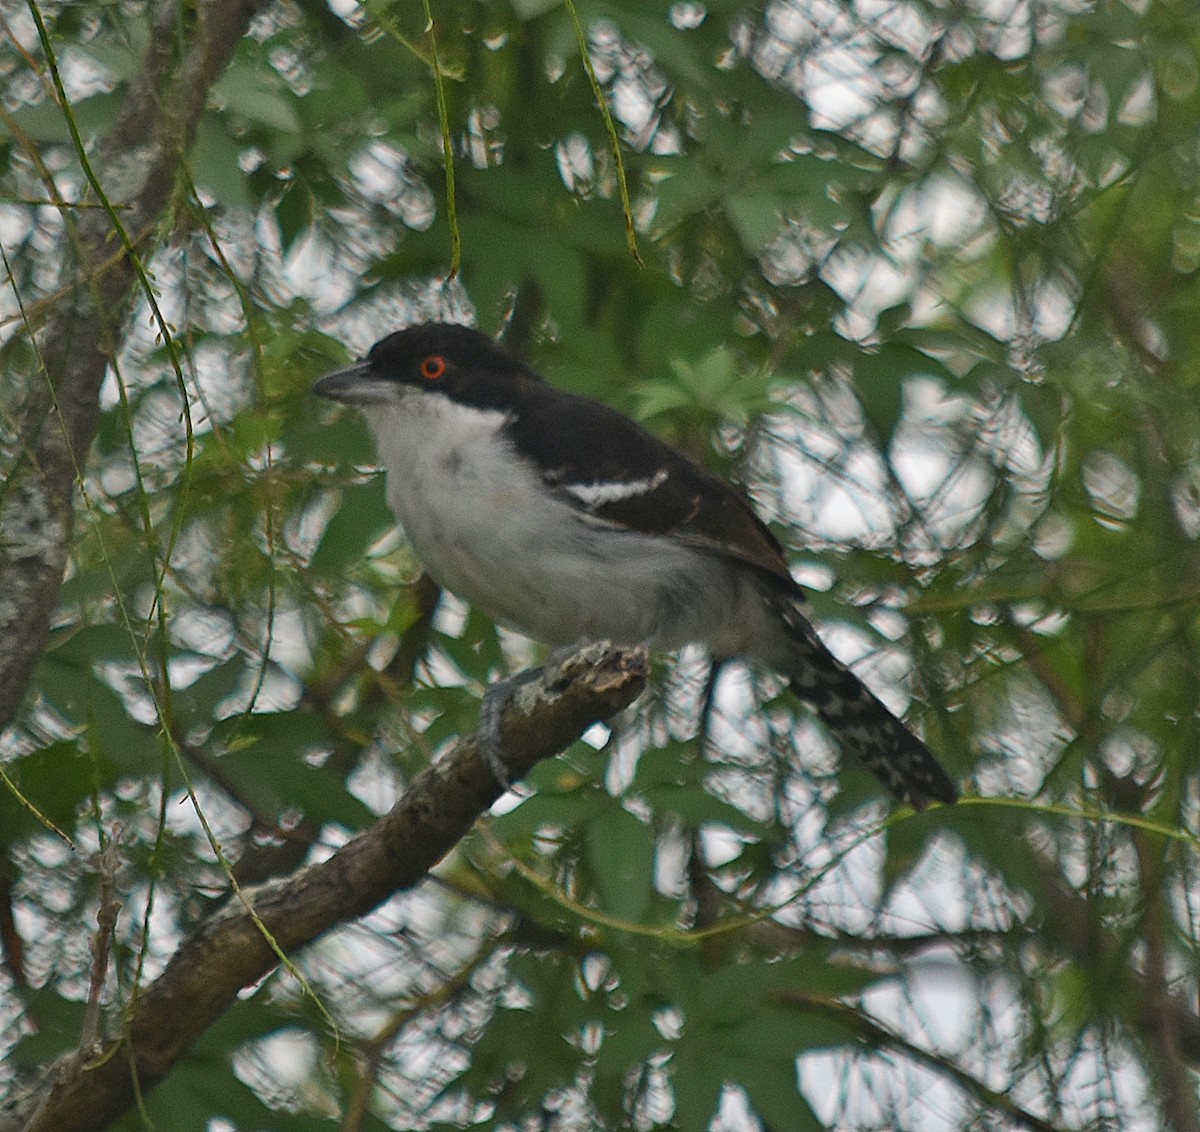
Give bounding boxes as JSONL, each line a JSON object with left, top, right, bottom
{"left": 312, "top": 361, "right": 394, "bottom": 404}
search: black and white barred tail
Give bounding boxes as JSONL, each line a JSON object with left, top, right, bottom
{"left": 782, "top": 607, "right": 957, "bottom": 810}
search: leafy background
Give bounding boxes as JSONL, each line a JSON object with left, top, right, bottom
{"left": 2, "top": 0, "right": 1200, "bottom": 1129}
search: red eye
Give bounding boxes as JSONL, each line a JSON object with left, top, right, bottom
{"left": 420, "top": 354, "right": 448, "bottom": 380}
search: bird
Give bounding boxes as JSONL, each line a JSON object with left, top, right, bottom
{"left": 313, "top": 322, "right": 957, "bottom": 809}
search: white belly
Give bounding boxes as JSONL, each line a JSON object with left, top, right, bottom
{"left": 367, "top": 397, "right": 777, "bottom": 656}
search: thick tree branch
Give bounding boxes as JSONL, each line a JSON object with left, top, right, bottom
{"left": 6, "top": 643, "right": 647, "bottom": 1132}
{"left": 0, "top": 0, "right": 270, "bottom": 730}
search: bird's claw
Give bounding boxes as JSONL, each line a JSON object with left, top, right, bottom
{"left": 476, "top": 643, "right": 601, "bottom": 788}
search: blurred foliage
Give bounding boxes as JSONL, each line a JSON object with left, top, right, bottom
{"left": 3, "top": 0, "right": 1200, "bottom": 1129}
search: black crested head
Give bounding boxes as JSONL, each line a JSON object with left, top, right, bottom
{"left": 368, "top": 323, "right": 521, "bottom": 372}
{"left": 315, "top": 322, "right": 547, "bottom": 409}
{"left": 362, "top": 323, "right": 540, "bottom": 408}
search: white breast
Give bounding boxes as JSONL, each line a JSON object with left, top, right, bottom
{"left": 365, "top": 393, "right": 780, "bottom": 657}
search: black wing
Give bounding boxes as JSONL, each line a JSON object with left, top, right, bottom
{"left": 505, "top": 380, "right": 798, "bottom": 592}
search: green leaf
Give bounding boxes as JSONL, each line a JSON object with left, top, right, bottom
{"left": 36, "top": 630, "right": 158, "bottom": 773}
{"left": 648, "top": 157, "right": 721, "bottom": 235}
{"left": 190, "top": 116, "right": 253, "bottom": 212}
{"left": 212, "top": 713, "right": 377, "bottom": 829}
{"left": 0, "top": 742, "right": 99, "bottom": 843}
{"left": 669, "top": 1050, "right": 725, "bottom": 1130}
{"left": 641, "top": 784, "right": 765, "bottom": 836}
{"left": 310, "top": 477, "right": 394, "bottom": 576}
{"left": 584, "top": 803, "right": 656, "bottom": 922}
{"left": 7, "top": 91, "right": 122, "bottom": 144}
{"left": 635, "top": 346, "right": 775, "bottom": 428}
{"left": 491, "top": 781, "right": 609, "bottom": 842}
{"left": 736, "top": 1053, "right": 823, "bottom": 1131}
{"left": 512, "top": 0, "right": 562, "bottom": 18}
{"left": 176, "top": 655, "right": 248, "bottom": 730}
{"left": 214, "top": 66, "right": 302, "bottom": 134}
{"left": 724, "top": 190, "right": 783, "bottom": 254}
{"left": 853, "top": 342, "right": 954, "bottom": 445}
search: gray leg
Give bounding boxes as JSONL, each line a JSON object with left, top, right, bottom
{"left": 476, "top": 642, "right": 595, "bottom": 787}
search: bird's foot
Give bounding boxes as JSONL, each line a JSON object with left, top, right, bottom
{"left": 477, "top": 643, "right": 591, "bottom": 788}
